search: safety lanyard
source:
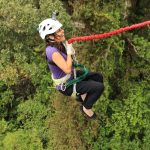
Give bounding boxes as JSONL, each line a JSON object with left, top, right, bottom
{"left": 65, "top": 62, "right": 89, "bottom": 88}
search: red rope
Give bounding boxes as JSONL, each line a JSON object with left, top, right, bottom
{"left": 68, "top": 20, "right": 150, "bottom": 44}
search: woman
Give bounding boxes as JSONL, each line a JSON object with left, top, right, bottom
{"left": 38, "top": 16, "right": 104, "bottom": 119}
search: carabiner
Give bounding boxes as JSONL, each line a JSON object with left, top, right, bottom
{"left": 60, "top": 83, "right": 66, "bottom": 91}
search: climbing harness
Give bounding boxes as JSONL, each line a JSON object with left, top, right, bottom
{"left": 49, "top": 59, "right": 89, "bottom": 97}
{"left": 51, "top": 73, "right": 71, "bottom": 91}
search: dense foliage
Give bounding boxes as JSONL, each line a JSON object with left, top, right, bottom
{"left": 0, "top": 0, "right": 149, "bottom": 149}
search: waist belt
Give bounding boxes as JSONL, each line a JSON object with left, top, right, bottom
{"left": 51, "top": 74, "right": 71, "bottom": 91}
{"left": 51, "top": 63, "right": 89, "bottom": 94}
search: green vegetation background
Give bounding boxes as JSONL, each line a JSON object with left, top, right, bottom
{"left": 0, "top": 0, "right": 149, "bottom": 150}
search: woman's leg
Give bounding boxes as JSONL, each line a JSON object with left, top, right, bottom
{"left": 60, "top": 71, "right": 104, "bottom": 109}
{"left": 59, "top": 71, "right": 104, "bottom": 118}
{"left": 77, "top": 71, "right": 104, "bottom": 83}
{"left": 76, "top": 71, "right": 104, "bottom": 102}
{"left": 76, "top": 80, "right": 104, "bottom": 109}
{"left": 59, "top": 79, "right": 104, "bottom": 108}
{"left": 75, "top": 80, "right": 104, "bottom": 117}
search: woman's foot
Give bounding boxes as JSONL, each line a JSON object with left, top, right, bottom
{"left": 83, "top": 106, "right": 94, "bottom": 117}
{"left": 80, "top": 106, "right": 97, "bottom": 119}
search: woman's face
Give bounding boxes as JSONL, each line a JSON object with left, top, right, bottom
{"left": 54, "top": 28, "right": 65, "bottom": 42}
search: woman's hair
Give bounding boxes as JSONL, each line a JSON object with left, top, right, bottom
{"left": 45, "top": 34, "right": 66, "bottom": 54}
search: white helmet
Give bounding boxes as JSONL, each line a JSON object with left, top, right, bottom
{"left": 38, "top": 18, "right": 62, "bottom": 40}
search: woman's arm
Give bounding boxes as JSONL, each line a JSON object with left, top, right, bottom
{"left": 52, "top": 52, "right": 73, "bottom": 74}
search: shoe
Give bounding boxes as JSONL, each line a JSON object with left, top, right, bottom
{"left": 80, "top": 106, "right": 97, "bottom": 120}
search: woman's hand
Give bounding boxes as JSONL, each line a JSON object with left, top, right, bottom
{"left": 64, "top": 41, "right": 75, "bottom": 55}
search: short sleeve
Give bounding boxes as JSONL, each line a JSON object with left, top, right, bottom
{"left": 46, "top": 46, "right": 59, "bottom": 61}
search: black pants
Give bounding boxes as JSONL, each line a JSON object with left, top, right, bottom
{"left": 59, "top": 71, "right": 104, "bottom": 109}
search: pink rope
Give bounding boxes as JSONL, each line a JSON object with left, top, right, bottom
{"left": 68, "top": 20, "right": 150, "bottom": 44}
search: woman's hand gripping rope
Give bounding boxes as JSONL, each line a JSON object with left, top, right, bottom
{"left": 63, "top": 41, "right": 75, "bottom": 55}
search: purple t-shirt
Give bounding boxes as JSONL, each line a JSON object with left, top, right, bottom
{"left": 46, "top": 46, "right": 67, "bottom": 79}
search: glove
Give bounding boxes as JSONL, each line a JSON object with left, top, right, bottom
{"left": 63, "top": 41, "right": 75, "bottom": 55}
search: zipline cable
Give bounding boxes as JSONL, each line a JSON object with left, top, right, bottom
{"left": 68, "top": 20, "right": 150, "bottom": 44}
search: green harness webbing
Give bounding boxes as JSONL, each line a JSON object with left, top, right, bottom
{"left": 65, "top": 62, "right": 89, "bottom": 88}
